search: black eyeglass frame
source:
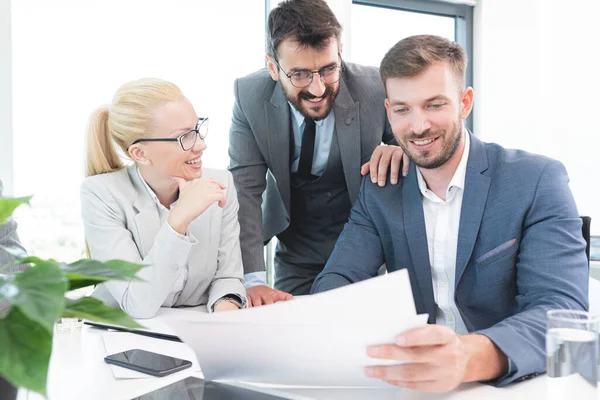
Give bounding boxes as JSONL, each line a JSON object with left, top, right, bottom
{"left": 274, "top": 55, "right": 344, "bottom": 88}
{"left": 129, "top": 117, "right": 209, "bottom": 151}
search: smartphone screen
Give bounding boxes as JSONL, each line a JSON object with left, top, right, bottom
{"left": 104, "top": 349, "right": 192, "bottom": 377}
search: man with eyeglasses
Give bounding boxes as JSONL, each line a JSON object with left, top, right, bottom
{"left": 229, "top": 0, "right": 408, "bottom": 305}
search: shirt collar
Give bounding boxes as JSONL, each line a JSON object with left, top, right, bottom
{"left": 416, "top": 131, "right": 470, "bottom": 199}
{"left": 448, "top": 131, "right": 470, "bottom": 191}
{"left": 136, "top": 166, "right": 177, "bottom": 210}
{"left": 288, "top": 101, "right": 331, "bottom": 128}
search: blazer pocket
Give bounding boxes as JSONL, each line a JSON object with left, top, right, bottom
{"left": 476, "top": 238, "right": 518, "bottom": 269}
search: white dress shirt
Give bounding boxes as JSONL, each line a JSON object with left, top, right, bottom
{"left": 137, "top": 167, "right": 189, "bottom": 307}
{"left": 415, "top": 133, "right": 470, "bottom": 334}
{"left": 244, "top": 105, "right": 336, "bottom": 288}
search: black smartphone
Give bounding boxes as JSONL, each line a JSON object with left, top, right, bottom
{"left": 104, "top": 349, "right": 192, "bottom": 377}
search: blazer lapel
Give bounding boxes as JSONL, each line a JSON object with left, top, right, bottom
{"left": 403, "top": 164, "right": 436, "bottom": 322}
{"left": 265, "top": 83, "right": 292, "bottom": 214}
{"left": 455, "top": 133, "right": 491, "bottom": 286}
{"left": 128, "top": 166, "right": 162, "bottom": 258}
{"left": 334, "top": 77, "right": 361, "bottom": 203}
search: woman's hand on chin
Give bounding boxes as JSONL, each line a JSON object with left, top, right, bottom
{"left": 167, "top": 176, "right": 226, "bottom": 235}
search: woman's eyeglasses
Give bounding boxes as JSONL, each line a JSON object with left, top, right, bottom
{"left": 129, "top": 117, "right": 208, "bottom": 151}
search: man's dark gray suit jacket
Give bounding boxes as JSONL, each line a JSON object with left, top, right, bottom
{"left": 229, "top": 62, "right": 395, "bottom": 274}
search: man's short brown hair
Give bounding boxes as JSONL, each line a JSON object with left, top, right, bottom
{"left": 380, "top": 35, "right": 467, "bottom": 89}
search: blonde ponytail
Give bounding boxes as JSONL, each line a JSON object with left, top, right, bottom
{"left": 84, "top": 78, "right": 182, "bottom": 178}
{"left": 85, "top": 105, "right": 123, "bottom": 177}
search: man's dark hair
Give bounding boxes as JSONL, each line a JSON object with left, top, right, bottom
{"left": 267, "top": 0, "right": 342, "bottom": 59}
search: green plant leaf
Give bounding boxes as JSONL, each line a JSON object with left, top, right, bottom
{"left": 0, "top": 307, "right": 52, "bottom": 395}
{"left": 0, "top": 196, "right": 32, "bottom": 224}
{"left": 20, "top": 257, "right": 146, "bottom": 291}
{"left": 19, "top": 256, "right": 45, "bottom": 264}
{"left": 61, "top": 259, "right": 146, "bottom": 290}
{"left": 62, "top": 297, "right": 144, "bottom": 329}
{"left": 8, "top": 261, "right": 68, "bottom": 333}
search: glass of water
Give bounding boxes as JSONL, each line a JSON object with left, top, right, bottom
{"left": 546, "top": 310, "right": 599, "bottom": 398}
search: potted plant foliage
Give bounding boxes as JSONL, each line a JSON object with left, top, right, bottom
{"left": 0, "top": 196, "right": 145, "bottom": 399}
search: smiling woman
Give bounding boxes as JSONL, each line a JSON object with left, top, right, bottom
{"left": 81, "top": 78, "right": 247, "bottom": 319}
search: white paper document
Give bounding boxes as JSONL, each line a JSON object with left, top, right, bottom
{"left": 102, "top": 332, "right": 200, "bottom": 379}
{"left": 167, "top": 269, "right": 428, "bottom": 388}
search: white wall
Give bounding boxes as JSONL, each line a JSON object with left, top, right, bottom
{"left": 0, "top": 0, "right": 12, "bottom": 195}
{"left": 474, "top": 0, "right": 600, "bottom": 233}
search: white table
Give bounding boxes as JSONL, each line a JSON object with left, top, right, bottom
{"left": 22, "top": 307, "right": 597, "bottom": 400}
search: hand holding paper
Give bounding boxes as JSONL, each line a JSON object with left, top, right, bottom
{"left": 168, "top": 269, "right": 429, "bottom": 388}
{"left": 365, "top": 325, "right": 509, "bottom": 392}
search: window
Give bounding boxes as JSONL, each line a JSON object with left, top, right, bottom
{"left": 350, "top": 4, "right": 455, "bottom": 68}
{"left": 11, "top": 0, "right": 265, "bottom": 261}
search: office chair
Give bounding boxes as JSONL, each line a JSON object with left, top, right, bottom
{"left": 581, "top": 216, "right": 591, "bottom": 265}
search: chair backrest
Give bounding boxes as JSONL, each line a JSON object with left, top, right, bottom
{"left": 581, "top": 216, "right": 591, "bottom": 264}
{"left": 589, "top": 276, "right": 600, "bottom": 315}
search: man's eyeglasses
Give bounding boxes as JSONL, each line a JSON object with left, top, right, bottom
{"left": 274, "top": 56, "right": 343, "bottom": 88}
{"left": 129, "top": 117, "right": 209, "bottom": 151}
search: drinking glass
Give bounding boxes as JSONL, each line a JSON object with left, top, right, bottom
{"left": 546, "top": 310, "right": 599, "bottom": 399}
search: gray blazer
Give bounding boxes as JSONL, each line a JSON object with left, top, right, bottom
{"left": 229, "top": 62, "right": 396, "bottom": 273}
{"left": 312, "top": 133, "right": 589, "bottom": 385}
{"left": 81, "top": 166, "right": 246, "bottom": 319}
{"left": 0, "top": 179, "right": 28, "bottom": 272}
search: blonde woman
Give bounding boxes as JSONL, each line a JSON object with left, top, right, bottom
{"left": 82, "top": 78, "right": 246, "bottom": 319}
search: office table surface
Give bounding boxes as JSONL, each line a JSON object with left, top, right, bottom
{"left": 20, "top": 306, "right": 598, "bottom": 400}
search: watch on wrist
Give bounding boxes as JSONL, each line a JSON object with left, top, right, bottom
{"left": 212, "top": 295, "right": 243, "bottom": 311}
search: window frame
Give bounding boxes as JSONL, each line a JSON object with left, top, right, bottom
{"left": 0, "top": 0, "right": 13, "bottom": 195}
{"left": 352, "top": 0, "right": 474, "bottom": 131}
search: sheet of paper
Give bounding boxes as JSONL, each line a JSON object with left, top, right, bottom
{"left": 207, "top": 268, "right": 417, "bottom": 325}
{"left": 167, "top": 269, "right": 429, "bottom": 388}
{"left": 102, "top": 332, "right": 201, "bottom": 379}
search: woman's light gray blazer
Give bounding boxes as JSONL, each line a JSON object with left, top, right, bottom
{"left": 81, "top": 165, "right": 246, "bottom": 319}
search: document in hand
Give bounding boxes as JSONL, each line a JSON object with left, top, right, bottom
{"left": 167, "top": 269, "right": 428, "bottom": 388}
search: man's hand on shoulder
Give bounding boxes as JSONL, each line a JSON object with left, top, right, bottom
{"left": 361, "top": 145, "right": 409, "bottom": 187}
{"left": 246, "top": 285, "right": 293, "bottom": 307}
